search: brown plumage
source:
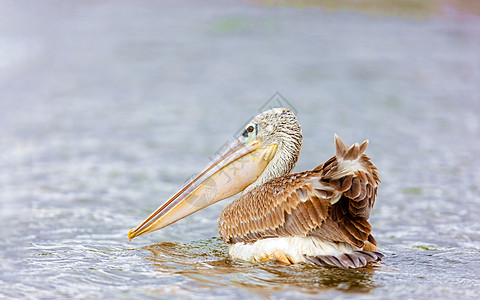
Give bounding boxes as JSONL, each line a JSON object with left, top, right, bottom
{"left": 219, "top": 136, "right": 381, "bottom": 267}
{"left": 128, "top": 108, "right": 382, "bottom": 269}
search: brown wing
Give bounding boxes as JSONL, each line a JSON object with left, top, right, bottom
{"left": 218, "top": 136, "right": 380, "bottom": 249}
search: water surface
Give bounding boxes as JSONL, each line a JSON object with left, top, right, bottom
{"left": 1, "top": 0, "right": 479, "bottom": 298}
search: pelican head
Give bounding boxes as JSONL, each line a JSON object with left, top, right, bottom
{"left": 128, "top": 107, "right": 303, "bottom": 239}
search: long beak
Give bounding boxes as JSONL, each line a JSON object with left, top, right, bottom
{"left": 128, "top": 138, "right": 277, "bottom": 240}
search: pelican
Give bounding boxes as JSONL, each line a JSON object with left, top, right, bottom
{"left": 129, "top": 108, "right": 383, "bottom": 269}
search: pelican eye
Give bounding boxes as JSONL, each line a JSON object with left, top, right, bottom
{"left": 242, "top": 123, "right": 257, "bottom": 139}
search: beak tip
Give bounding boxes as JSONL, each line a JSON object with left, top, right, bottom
{"left": 128, "top": 228, "right": 136, "bottom": 241}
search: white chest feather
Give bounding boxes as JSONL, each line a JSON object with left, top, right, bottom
{"left": 228, "top": 237, "right": 359, "bottom": 263}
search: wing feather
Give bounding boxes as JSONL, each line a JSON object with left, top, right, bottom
{"left": 219, "top": 136, "right": 380, "bottom": 249}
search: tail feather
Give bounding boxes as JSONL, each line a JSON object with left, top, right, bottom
{"left": 312, "top": 135, "right": 380, "bottom": 248}
{"left": 334, "top": 134, "right": 369, "bottom": 161}
{"left": 304, "top": 251, "right": 384, "bottom": 269}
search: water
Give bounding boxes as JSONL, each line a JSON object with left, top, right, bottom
{"left": 1, "top": 0, "right": 479, "bottom": 298}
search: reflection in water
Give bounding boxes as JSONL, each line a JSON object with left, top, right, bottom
{"left": 143, "top": 238, "right": 379, "bottom": 295}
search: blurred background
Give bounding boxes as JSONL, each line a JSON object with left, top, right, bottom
{"left": 1, "top": 0, "right": 479, "bottom": 298}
